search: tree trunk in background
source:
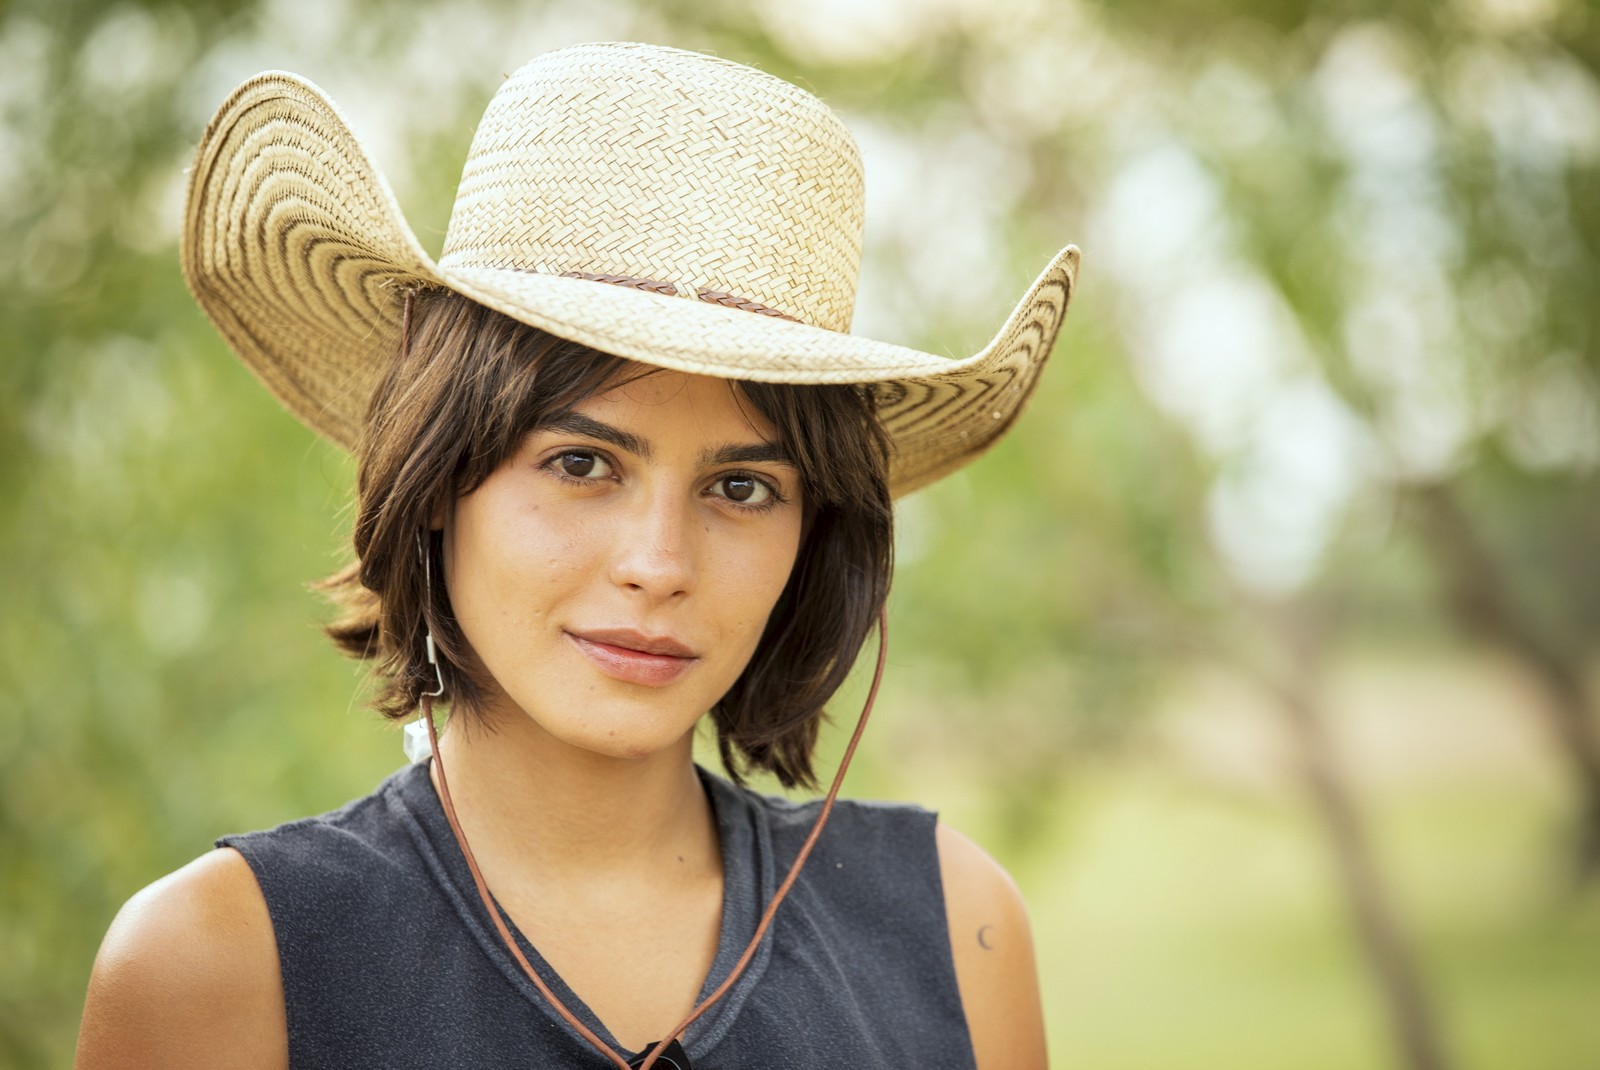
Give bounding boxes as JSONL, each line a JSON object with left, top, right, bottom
{"left": 1266, "top": 609, "right": 1453, "bottom": 1070}
{"left": 1414, "top": 483, "right": 1600, "bottom": 882}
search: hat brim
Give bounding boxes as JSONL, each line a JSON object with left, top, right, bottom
{"left": 182, "top": 72, "right": 1078, "bottom": 497}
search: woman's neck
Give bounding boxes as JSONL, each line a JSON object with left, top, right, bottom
{"left": 429, "top": 704, "right": 719, "bottom": 891}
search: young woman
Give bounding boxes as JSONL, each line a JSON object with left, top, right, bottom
{"left": 75, "top": 42, "right": 1078, "bottom": 1070}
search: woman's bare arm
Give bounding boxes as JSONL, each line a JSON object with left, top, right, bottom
{"left": 75, "top": 848, "right": 287, "bottom": 1070}
{"left": 937, "top": 822, "right": 1049, "bottom": 1070}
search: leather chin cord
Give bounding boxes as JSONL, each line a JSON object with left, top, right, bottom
{"left": 425, "top": 609, "right": 890, "bottom": 1070}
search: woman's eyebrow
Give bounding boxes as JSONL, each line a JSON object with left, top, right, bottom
{"left": 539, "top": 411, "right": 791, "bottom": 468}
{"left": 539, "top": 412, "right": 650, "bottom": 458}
{"left": 702, "top": 442, "right": 793, "bottom": 467}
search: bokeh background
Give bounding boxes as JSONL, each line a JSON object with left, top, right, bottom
{"left": 4, "top": 0, "right": 1599, "bottom": 1067}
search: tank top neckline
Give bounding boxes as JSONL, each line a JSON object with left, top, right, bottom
{"left": 387, "top": 760, "right": 775, "bottom": 1062}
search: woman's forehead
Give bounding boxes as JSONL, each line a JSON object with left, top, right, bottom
{"left": 573, "top": 364, "right": 784, "bottom": 445}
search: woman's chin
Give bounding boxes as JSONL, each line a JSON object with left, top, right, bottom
{"left": 513, "top": 707, "right": 702, "bottom": 766}
{"left": 564, "top": 732, "right": 697, "bottom": 767}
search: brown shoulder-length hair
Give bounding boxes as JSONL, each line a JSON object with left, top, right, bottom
{"left": 321, "top": 289, "right": 892, "bottom": 789}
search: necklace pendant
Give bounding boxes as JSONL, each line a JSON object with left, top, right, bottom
{"left": 627, "top": 1038, "right": 692, "bottom": 1069}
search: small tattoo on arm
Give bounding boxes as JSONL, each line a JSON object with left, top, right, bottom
{"left": 976, "top": 924, "right": 995, "bottom": 950}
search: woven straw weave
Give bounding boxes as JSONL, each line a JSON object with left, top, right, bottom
{"left": 181, "top": 42, "right": 1079, "bottom": 496}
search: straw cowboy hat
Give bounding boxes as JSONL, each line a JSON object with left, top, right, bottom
{"left": 182, "top": 41, "right": 1079, "bottom": 496}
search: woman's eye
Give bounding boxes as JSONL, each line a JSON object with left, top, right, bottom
{"left": 715, "top": 474, "right": 774, "bottom": 505}
{"left": 554, "top": 451, "right": 612, "bottom": 480}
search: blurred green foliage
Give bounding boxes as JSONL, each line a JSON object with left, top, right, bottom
{"left": 3, "top": 0, "right": 1598, "bottom": 1067}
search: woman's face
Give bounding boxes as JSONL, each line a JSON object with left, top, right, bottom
{"left": 443, "top": 368, "right": 804, "bottom": 761}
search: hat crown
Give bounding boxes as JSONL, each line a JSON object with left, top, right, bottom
{"left": 440, "top": 43, "right": 865, "bottom": 332}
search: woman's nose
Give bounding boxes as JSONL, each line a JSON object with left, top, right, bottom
{"left": 607, "top": 488, "right": 697, "bottom": 601}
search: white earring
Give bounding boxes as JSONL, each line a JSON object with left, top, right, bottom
{"left": 403, "top": 718, "right": 431, "bottom": 764}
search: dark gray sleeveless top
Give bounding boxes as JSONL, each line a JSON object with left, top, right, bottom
{"left": 219, "top": 763, "right": 977, "bottom": 1069}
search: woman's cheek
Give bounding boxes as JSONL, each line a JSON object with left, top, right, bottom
{"left": 497, "top": 502, "right": 597, "bottom": 585}
{"left": 733, "top": 526, "right": 802, "bottom": 623}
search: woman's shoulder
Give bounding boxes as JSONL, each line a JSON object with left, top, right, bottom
{"left": 76, "top": 848, "right": 287, "bottom": 1070}
{"left": 935, "top": 822, "right": 1049, "bottom": 1070}
{"left": 75, "top": 770, "right": 425, "bottom": 1070}
{"left": 719, "top": 776, "right": 1047, "bottom": 1067}
{"left": 934, "top": 822, "right": 1030, "bottom": 942}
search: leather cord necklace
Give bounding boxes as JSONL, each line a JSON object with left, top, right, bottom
{"left": 424, "top": 610, "right": 889, "bottom": 1070}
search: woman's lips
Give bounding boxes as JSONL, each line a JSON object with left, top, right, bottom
{"left": 566, "top": 629, "right": 699, "bottom": 687}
